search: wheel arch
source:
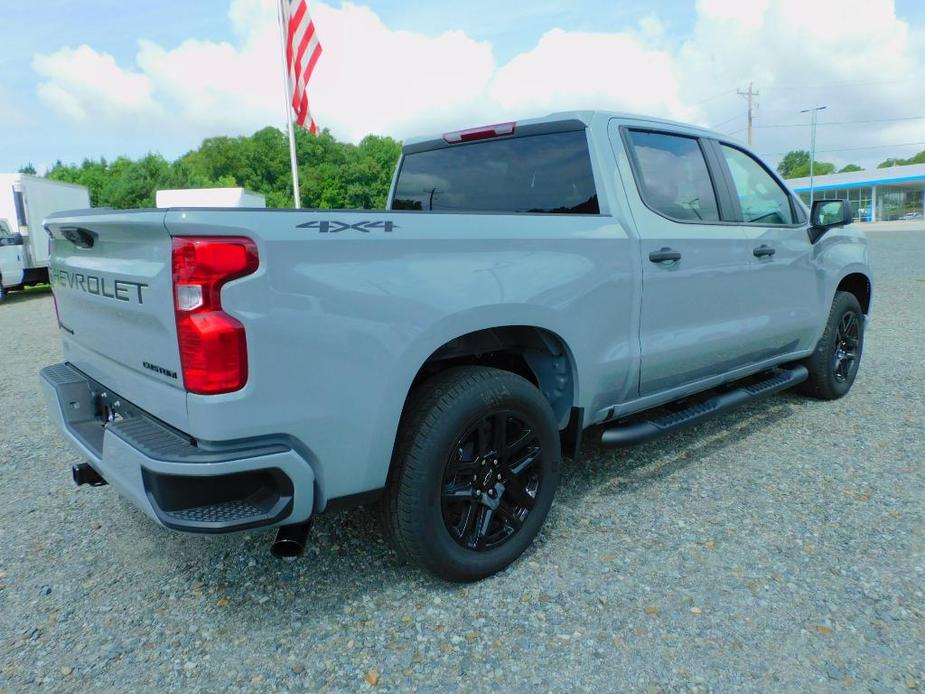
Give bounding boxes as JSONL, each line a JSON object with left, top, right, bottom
{"left": 836, "top": 272, "right": 872, "bottom": 314}
{"left": 405, "top": 325, "right": 579, "bottom": 430}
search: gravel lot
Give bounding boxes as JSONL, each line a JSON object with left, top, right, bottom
{"left": 1, "top": 230, "right": 923, "bottom": 693}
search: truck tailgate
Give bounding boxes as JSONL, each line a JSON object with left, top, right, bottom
{"left": 45, "top": 211, "right": 188, "bottom": 428}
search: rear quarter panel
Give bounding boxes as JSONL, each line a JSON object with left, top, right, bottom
{"left": 166, "top": 207, "right": 638, "bottom": 506}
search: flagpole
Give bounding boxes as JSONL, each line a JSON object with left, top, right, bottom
{"left": 276, "top": 0, "right": 302, "bottom": 209}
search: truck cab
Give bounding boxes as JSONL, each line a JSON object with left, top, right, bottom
{"left": 0, "top": 218, "right": 24, "bottom": 299}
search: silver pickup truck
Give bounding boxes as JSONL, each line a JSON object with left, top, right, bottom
{"left": 40, "top": 111, "right": 871, "bottom": 581}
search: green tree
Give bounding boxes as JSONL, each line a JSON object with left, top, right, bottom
{"left": 838, "top": 164, "right": 862, "bottom": 173}
{"left": 878, "top": 150, "right": 925, "bottom": 168}
{"left": 40, "top": 126, "right": 403, "bottom": 210}
{"left": 47, "top": 158, "right": 110, "bottom": 207}
{"left": 18, "top": 163, "right": 36, "bottom": 175}
{"left": 777, "top": 150, "right": 810, "bottom": 178}
{"left": 776, "top": 150, "right": 835, "bottom": 179}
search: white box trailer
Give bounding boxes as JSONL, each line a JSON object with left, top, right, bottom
{"left": 0, "top": 175, "right": 90, "bottom": 299}
{"left": 155, "top": 187, "right": 266, "bottom": 208}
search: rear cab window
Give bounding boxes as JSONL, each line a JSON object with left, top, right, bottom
{"left": 391, "top": 130, "right": 599, "bottom": 214}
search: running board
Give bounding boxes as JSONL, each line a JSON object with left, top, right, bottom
{"left": 600, "top": 366, "right": 808, "bottom": 448}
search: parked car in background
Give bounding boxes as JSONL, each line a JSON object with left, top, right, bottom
{"left": 40, "top": 111, "right": 871, "bottom": 581}
{"left": 0, "top": 174, "right": 90, "bottom": 301}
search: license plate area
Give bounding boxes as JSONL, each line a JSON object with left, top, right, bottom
{"left": 52, "top": 366, "right": 161, "bottom": 459}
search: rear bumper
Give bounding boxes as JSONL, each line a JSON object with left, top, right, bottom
{"left": 40, "top": 362, "right": 315, "bottom": 533}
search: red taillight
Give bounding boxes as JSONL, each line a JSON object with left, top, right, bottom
{"left": 172, "top": 237, "right": 259, "bottom": 395}
{"left": 442, "top": 121, "right": 516, "bottom": 144}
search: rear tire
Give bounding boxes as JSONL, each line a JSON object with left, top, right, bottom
{"left": 0, "top": 276, "right": 6, "bottom": 303}
{"left": 796, "top": 291, "right": 864, "bottom": 400}
{"left": 381, "top": 367, "right": 561, "bottom": 582}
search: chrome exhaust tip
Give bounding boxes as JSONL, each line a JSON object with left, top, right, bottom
{"left": 271, "top": 521, "right": 313, "bottom": 561}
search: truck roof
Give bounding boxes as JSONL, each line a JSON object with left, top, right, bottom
{"left": 402, "top": 110, "right": 736, "bottom": 153}
{"left": 0, "top": 173, "right": 91, "bottom": 192}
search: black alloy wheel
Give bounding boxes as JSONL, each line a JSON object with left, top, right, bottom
{"left": 441, "top": 411, "right": 542, "bottom": 552}
{"left": 380, "top": 366, "right": 561, "bottom": 582}
{"left": 796, "top": 290, "right": 865, "bottom": 400}
{"left": 832, "top": 310, "right": 861, "bottom": 383}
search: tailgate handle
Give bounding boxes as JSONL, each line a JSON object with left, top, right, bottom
{"left": 61, "top": 227, "right": 96, "bottom": 249}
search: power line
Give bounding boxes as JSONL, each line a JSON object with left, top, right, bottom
{"left": 815, "top": 141, "right": 925, "bottom": 154}
{"left": 764, "top": 76, "right": 925, "bottom": 90}
{"left": 758, "top": 141, "right": 925, "bottom": 156}
{"left": 754, "top": 115, "right": 925, "bottom": 129}
{"left": 689, "top": 89, "right": 739, "bottom": 108}
{"left": 708, "top": 113, "right": 744, "bottom": 129}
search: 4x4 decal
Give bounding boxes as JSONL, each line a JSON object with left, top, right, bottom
{"left": 297, "top": 220, "right": 397, "bottom": 233}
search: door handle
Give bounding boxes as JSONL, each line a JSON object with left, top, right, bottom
{"left": 753, "top": 244, "right": 776, "bottom": 258}
{"left": 649, "top": 247, "right": 682, "bottom": 263}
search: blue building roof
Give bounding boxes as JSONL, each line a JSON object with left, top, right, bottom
{"left": 786, "top": 163, "right": 925, "bottom": 192}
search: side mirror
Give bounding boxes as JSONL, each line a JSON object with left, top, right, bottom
{"left": 809, "top": 199, "right": 852, "bottom": 243}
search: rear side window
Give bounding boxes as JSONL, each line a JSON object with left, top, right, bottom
{"left": 392, "top": 131, "right": 599, "bottom": 214}
{"left": 626, "top": 130, "right": 720, "bottom": 222}
{"left": 720, "top": 145, "right": 794, "bottom": 225}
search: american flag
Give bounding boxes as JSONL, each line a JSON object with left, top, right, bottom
{"left": 285, "top": 0, "right": 322, "bottom": 134}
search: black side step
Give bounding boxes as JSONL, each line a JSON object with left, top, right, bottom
{"left": 601, "top": 366, "right": 808, "bottom": 448}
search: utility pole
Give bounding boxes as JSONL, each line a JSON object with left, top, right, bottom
{"left": 737, "top": 82, "right": 759, "bottom": 146}
{"left": 800, "top": 105, "right": 827, "bottom": 205}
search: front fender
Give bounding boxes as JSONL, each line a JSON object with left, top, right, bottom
{"left": 809, "top": 226, "right": 871, "bottom": 344}
{"left": 814, "top": 228, "right": 871, "bottom": 301}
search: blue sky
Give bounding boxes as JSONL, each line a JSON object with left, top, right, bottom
{"left": 2, "top": 0, "right": 924, "bottom": 172}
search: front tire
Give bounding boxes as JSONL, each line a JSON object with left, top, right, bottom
{"left": 381, "top": 367, "right": 561, "bottom": 582}
{"left": 797, "top": 291, "right": 865, "bottom": 400}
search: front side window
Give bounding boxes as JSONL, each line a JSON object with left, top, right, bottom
{"left": 721, "top": 145, "right": 794, "bottom": 225}
{"left": 392, "top": 130, "right": 599, "bottom": 214}
{"left": 626, "top": 130, "right": 720, "bottom": 222}
{"left": 0, "top": 220, "right": 11, "bottom": 237}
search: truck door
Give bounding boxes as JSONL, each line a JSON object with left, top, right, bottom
{"left": 611, "top": 124, "right": 757, "bottom": 397}
{"left": 712, "top": 143, "right": 822, "bottom": 357}
{"left": 0, "top": 219, "right": 24, "bottom": 289}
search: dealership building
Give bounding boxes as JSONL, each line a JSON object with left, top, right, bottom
{"left": 787, "top": 163, "right": 925, "bottom": 222}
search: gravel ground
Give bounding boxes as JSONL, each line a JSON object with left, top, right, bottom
{"left": 1, "top": 230, "right": 923, "bottom": 693}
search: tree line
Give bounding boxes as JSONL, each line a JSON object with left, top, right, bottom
{"left": 19, "top": 126, "right": 925, "bottom": 199}
{"left": 20, "top": 127, "right": 402, "bottom": 210}
{"left": 776, "top": 148, "right": 925, "bottom": 179}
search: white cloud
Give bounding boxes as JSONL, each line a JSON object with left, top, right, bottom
{"left": 32, "top": 45, "right": 160, "bottom": 122}
{"left": 308, "top": 3, "right": 496, "bottom": 140}
{"left": 679, "top": 0, "right": 925, "bottom": 165}
{"left": 0, "top": 89, "right": 32, "bottom": 129}
{"left": 28, "top": 0, "right": 925, "bottom": 168}
{"left": 490, "top": 26, "right": 689, "bottom": 120}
